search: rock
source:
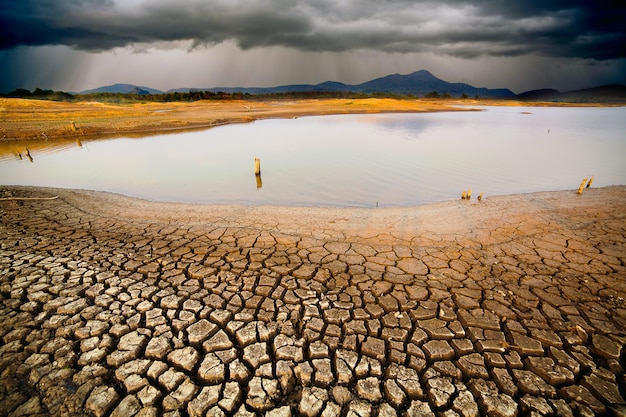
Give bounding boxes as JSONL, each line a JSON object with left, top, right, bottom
{"left": 347, "top": 400, "right": 372, "bottom": 417}
{"left": 186, "top": 319, "right": 218, "bottom": 347}
{"left": 423, "top": 340, "right": 455, "bottom": 361}
{"left": 197, "top": 353, "right": 225, "bottom": 384}
{"left": 246, "top": 377, "right": 280, "bottom": 411}
{"left": 511, "top": 369, "right": 556, "bottom": 398}
{"left": 136, "top": 407, "right": 159, "bottom": 417}
{"left": 137, "top": 385, "right": 162, "bottom": 407}
{"left": 388, "top": 363, "right": 423, "bottom": 399}
{"left": 509, "top": 332, "right": 543, "bottom": 356}
{"left": 356, "top": 377, "right": 383, "bottom": 402}
{"left": 203, "top": 330, "right": 233, "bottom": 353}
{"left": 321, "top": 402, "right": 342, "bottom": 417}
{"left": 405, "top": 400, "right": 435, "bottom": 417}
{"left": 361, "top": 337, "right": 386, "bottom": 362}
{"left": 115, "top": 359, "right": 151, "bottom": 382}
{"left": 168, "top": 346, "right": 200, "bottom": 372}
{"left": 8, "top": 396, "right": 43, "bottom": 416}
{"left": 519, "top": 395, "right": 553, "bottom": 415}
{"left": 590, "top": 334, "right": 622, "bottom": 360}
{"left": 456, "top": 353, "right": 489, "bottom": 379}
{"left": 377, "top": 403, "right": 398, "bottom": 417}
{"left": 85, "top": 386, "right": 119, "bottom": 417}
{"left": 162, "top": 378, "right": 198, "bottom": 411}
{"left": 313, "top": 358, "right": 334, "bottom": 386}
{"left": 426, "top": 377, "right": 455, "bottom": 408}
{"left": 187, "top": 385, "right": 221, "bottom": 417}
{"left": 243, "top": 342, "right": 269, "bottom": 368}
{"left": 558, "top": 385, "right": 607, "bottom": 415}
{"left": 491, "top": 368, "right": 518, "bottom": 397}
{"left": 526, "top": 356, "right": 574, "bottom": 385}
{"left": 582, "top": 372, "right": 626, "bottom": 406}
{"left": 117, "top": 330, "right": 148, "bottom": 352}
{"left": 300, "top": 386, "right": 329, "bottom": 417}
{"left": 145, "top": 336, "right": 172, "bottom": 360}
{"left": 124, "top": 374, "right": 149, "bottom": 393}
{"left": 266, "top": 406, "right": 293, "bottom": 417}
{"left": 158, "top": 368, "right": 186, "bottom": 391}
{"left": 235, "top": 321, "right": 258, "bottom": 346}
{"left": 110, "top": 395, "right": 141, "bottom": 417}
{"left": 219, "top": 381, "right": 241, "bottom": 413}
{"left": 469, "top": 379, "right": 517, "bottom": 417}
{"left": 452, "top": 388, "right": 479, "bottom": 417}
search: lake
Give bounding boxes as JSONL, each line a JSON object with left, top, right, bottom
{"left": 1, "top": 106, "right": 625, "bottom": 207}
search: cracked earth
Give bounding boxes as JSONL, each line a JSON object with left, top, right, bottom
{"left": 1, "top": 185, "right": 625, "bottom": 417}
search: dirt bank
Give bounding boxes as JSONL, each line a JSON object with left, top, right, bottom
{"left": 1, "top": 185, "right": 625, "bottom": 416}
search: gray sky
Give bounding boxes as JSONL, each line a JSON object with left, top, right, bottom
{"left": 1, "top": 0, "right": 625, "bottom": 93}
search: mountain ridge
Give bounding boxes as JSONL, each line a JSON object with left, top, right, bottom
{"left": 77, "top": 71, "right": 626, "bottom": 102}
{"left": 165, "top": 70, "right": 515, "bottom": 98}
{"left": 80, "top": 83, "right": 164, "bottom": 95}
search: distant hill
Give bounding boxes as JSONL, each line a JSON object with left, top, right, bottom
{"left": 168, "top": 70, "right": 515, "bottom": 98}
{"left": 516, "top": 85, "right": 626, "bottom": 103}
{"left": 353, "top": 70, "right": 514, "bottom": 98}
{"left": 80, "top": 83, "right": 163, "bottom": 95}
{"left": 76, "top": 73, "right": 626, "bottom": 102}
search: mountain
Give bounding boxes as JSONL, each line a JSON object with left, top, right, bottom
{"left": 169, "top": 70, "right": 515, "bottom": 98}
{"left": 80, "top": 83, "right": 163, "bottom": 95}
{"left": 78, "top": 73, "right": 625, "bottom": 101}
{"left": 353, "top": 70, "right": 514, "bottom": 98}
{"left": 516, "top": 85, "right": 626, "bottom": 103}
{"left": 516, "top": 89, "right": 560, "bottom": 101}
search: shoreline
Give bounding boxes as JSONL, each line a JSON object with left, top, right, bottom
{"left": 0, "top": 97, "right": 617, "bottom": 142}
{"left": 0, "top": 97, "right": 466, "bottom": 142}
{"left": 3, "top": 184, "right": 625, "bottom": 246}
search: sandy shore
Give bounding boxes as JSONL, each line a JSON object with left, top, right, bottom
{"left": 6, "top": 184, "right": 626, "bottom": 247}
{"left": 1, "top": 184, "right": 626, "bottom": 415}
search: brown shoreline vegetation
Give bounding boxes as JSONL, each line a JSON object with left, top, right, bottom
{"left": 0, "top": 96, "right": 613, "bottom": 142}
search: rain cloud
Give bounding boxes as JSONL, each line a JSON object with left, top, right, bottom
{"left": 1, "top": 0, "right": 625, "bottom": 60}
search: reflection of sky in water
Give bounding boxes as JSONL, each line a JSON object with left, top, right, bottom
{"left": 1, "top": 106, "right": 625, "bottom": 207}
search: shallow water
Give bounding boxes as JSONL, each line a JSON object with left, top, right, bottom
{"left": 1, "top": 106, "right": 625, "bottom": 207}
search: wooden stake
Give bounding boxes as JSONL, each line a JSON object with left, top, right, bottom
{"left": 467, "top": 189, "right": 472, "bottom": 200}
{"left": 461, "top": 191, "right": 467, "bottom": 200}
{"left": 577, "top": 178, "right": 587, "bottom": 194}
{"left": 478, "top": 192, "right": 484, "bottom": 201}
{"left": 254, "top": 156, "right": 261, "bottom": 175}
{"left": 586, "top": 175, "right": 594, "bottom": 188}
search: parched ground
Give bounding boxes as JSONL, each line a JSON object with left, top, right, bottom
{"left": 0, "top": 185, "right": 625, "bottom": 416}
{"left": 0, "top": 98, "right": 467, "bottom": 143}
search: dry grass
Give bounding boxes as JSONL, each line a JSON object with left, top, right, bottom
{"left": 0, "top": 97, "right": 466, "bottom": 141}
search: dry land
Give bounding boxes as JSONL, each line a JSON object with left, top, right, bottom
{"left": 0, "top": 96, "right": 607, "bottom": 142}
{"left": 1, "top": 185, "right": 625, "bottom": 416}
{"left": 0, "top": 98, "right": 470, "bottom": 142}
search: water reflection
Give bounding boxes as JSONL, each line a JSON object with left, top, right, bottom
{"left": 0, "top": 107, "right": 624, "bottom": 207}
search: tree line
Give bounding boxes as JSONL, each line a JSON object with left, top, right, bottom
{"left": 2, "top": 88, "right": 465, "bottom": 103}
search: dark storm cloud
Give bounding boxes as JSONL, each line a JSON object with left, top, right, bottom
{"left": 1, "top": 0, "right": 624, "bottom": 60}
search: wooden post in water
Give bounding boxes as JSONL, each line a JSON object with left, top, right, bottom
{"left": 577, "top": 178, "right": 587, "bottom": 194}
{"left": 254, "top": 156, "right": 262, "bottom": 189}
{"left": 586, "top": 175, "right": 594, "bottom": 188}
